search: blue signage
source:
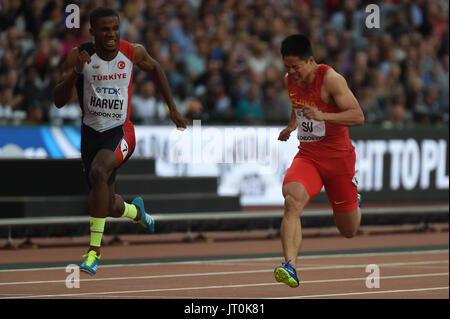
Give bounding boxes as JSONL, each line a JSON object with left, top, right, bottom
{"left": 0, "top": 126, "right": 81, "bottom": 158}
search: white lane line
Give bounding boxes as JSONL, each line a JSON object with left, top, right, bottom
{"left": 1, "top": 272, "right": 448, "bottom": 299}
{"left": 276, "top": 286, "right": 449, "bottom": 299}
{"left": 0, "top": 260, "right": 447, "bottom": 286}
{"left": 0, "top": 249, "right": 447, "bottom": 273}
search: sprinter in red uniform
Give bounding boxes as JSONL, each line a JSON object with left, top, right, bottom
{"left": 274, "top": 34, "right": 364, "bottom": 287}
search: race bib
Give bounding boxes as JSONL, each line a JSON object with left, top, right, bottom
{"left": 87, "top": 87, "right": 125, "bottom": 121}
{"left": 295, "top": 108, "right": 326, "bottom": 142}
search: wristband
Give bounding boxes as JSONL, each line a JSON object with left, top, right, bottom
{"left": 73, "top": 65, "right": 83, "bottom": 75}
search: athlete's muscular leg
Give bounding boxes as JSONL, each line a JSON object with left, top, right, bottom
{"left": 86, "top": 149, "right": 119, "bottom": 253}
{"left": 107, "top": 184, "right": 125, "bottom": 218}
{"left": 333, "top": 208, "right": 361, "bottom": 238}
{"left": 280, "top": 182, "right": 310, "bottom": 269}
{"left": 325, "top": 171, "right": 361, "bottom": 238}
{"left": 88, "top": 149, "right": 119, "bottom": 219}
{"left": 107, "top": 184, "right": 141, "bottom": 220}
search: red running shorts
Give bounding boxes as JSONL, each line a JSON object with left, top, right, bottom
{"left": 283, "top": 151, "right": 358, "bottom": 213}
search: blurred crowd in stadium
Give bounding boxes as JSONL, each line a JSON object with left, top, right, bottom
{"left": 0, "top": 0, "right": 448, "bottom": 128}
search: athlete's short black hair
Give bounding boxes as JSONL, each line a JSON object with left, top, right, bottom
{"left": 280, "top": 34, "right": 314, "bottom": 60}
{"left": 89, "top": 7, "right": 119, "bottom": 28}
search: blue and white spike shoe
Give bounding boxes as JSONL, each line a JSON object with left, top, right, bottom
{"left": 132, "top": 197, "right": 155, "bottom": 233}
{"left": 274, "top": 260, "right": 300, "bottom": 288}
{"left": 80, "top": 250, "right": 100, "bottom": 275}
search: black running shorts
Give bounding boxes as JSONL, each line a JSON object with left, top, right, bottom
{"left": 80, "top": 123, "right": 135, "bottom": 188}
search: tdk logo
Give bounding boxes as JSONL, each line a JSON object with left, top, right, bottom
{"left": 95, "top": 87, "right": 121, "bottom": 95}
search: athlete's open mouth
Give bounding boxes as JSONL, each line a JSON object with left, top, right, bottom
{"left": 105, "top": 39, "right": 116, "bottom": 47}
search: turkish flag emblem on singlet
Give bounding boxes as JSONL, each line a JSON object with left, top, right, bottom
{"left": 117, "top": 61, "right": 125, "bottom": 69}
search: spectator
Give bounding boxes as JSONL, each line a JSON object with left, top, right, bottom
{"left": 414, "top": 86, "right": 442, "bottom": 125}
{"left": 197, "top": 72, "right": 231, "bottom": 121}
{"left": 19, "top": 65, "right": 50, "bottom": 124}
{"left": 23, "top": 0, "right": 49, "bottom": 39}
{"left": 236, "top": 83, "right": 263, "bottom": 125}
{"left": 0, "top": 0, "right": 22, "bottom": 31}
{"left": 168, "top": 14, "right": 195, "bottom": 59}
{"left": 195, "top": 56, "right": 231, "bottom": 95}
{"left": 382, "top": 94, "right": 413, "bottom": 129}
{"left": 184, "top": 36, "right": 209, "bottom": 81}
{"left": 0, "top": 68, "right": 22, "bottom": 102}
{"left": 229, "top": 75, "right": 250, "bottom": 110}
{"left": 0, "top": 86, "right": 26, "bottom": 125}
{"left": 131, "top": 80, "right": 167, "bottom": 125}
{"left": 261, "top": 81, "right": 291, "bottom": 125}
{"left": 173, "top": 82, "right": 200, "bottom": 118}
{"left": 248, "top": 41, "right": 271, "bottom": 83}
{"left": 210, "top": 82, "right": 234, "bottom": 123}
{"left": 168, "top": 60, "right": 193, "bottom": 98}
{"left": 0, "top": 88, "right": 14, "bottom": 124}
{"left": 0, "top": 0, "right": 447, "bottom": 126}
{"left": 185, "top": 86, "right": 207, "bottom": 123}
{"left": 435, "top": 53, "right": 449, "bottom": 124}
{"left": 48, "top": 92, "right": 81, "bottom": 126}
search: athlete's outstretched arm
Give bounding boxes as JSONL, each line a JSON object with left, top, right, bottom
{"left": 278, "top": 74, "right": 298, "bottom": 141}
{"left": 54, "top": 47, "right": 91, "bottom": 108}
{"left": 134, "top": 44, "right": 187, "bottom": 129}
{"left": 278, "top": 109, "right": 297, "bottom": 141}
{"left": 303, "top": 69, "right": 364, "bottom": 127}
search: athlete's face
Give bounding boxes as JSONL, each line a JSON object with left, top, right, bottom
{"left": 90, "top": 16, "right": 120, "bottom": 53}
{"left": 283, "top": 56, "right": 314, "bottom": 83}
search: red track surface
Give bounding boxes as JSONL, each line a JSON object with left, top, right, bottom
{"left": 0, "top": 226, "right": 448, "bottom": 301}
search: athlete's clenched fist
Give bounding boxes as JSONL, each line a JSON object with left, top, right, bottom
{"left": 74, "top": 50, "right": 91, "bottom": 73}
